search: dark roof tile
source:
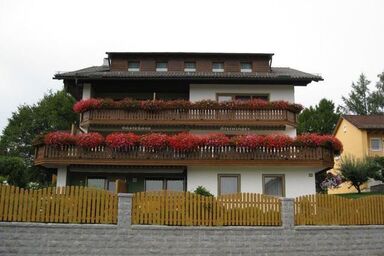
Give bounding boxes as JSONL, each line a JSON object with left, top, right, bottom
{"left": 343, "top": 115, "right": 384, "bottom": 129}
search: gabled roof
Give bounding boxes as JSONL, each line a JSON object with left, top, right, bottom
{"left": 54, "top": 66, "right": 323, "bottom": 84}
{"left": 334, "top": 115, "right": 384, "bottom": 134}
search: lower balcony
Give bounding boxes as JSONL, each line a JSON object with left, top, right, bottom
{"left": 34, "top": 144, "right": 334, "bottom": 168}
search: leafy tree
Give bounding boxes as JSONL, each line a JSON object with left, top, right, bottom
{"left": 340, "top": 74, "right": 371, "bottom": 115}
{"left": 0, "top": 156, "right": 27, "bottom": 187}
{"left": 0, "top": 90, "right": 77, "bottom": 183}
{"left": 339, "top": 156, "right": 381, "bottom": 193}
{"left": 298, "top": 98, "right": 340, "bottom": 134}
{"left": 371, "top": 156, "right": 384, "bottom": 182}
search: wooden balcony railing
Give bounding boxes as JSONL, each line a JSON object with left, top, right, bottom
{"left": 34, "top": 144, "right": 334, "bottom": 168}
{"left": 80, "top": 108, "right": 298, "bottom": 127}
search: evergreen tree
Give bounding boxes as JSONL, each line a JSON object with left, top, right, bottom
{"left": 340, "top": 74, "right": 371, "bottom": 115}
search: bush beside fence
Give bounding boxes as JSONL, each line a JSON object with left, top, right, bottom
{"left": 294, "top": 194, "right": 384, "bottom": 225}
{"left": 0, "top": 185, "right": 118, "bottom": 224}
{"left": 132, "top": 191, "right": 281, "bottom": 226}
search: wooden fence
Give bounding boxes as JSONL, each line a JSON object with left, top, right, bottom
{"left": 294, "top": 194, "right": 384, "bottom": 225}
{"left": 132, "top": 191, "right": 281, "bottom": 226}
{"left": 0, "top": 185, "right": 118, "bottom": 224}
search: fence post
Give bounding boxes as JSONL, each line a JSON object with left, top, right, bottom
{"left": 118, "top": 193, "right": 133, "bottom": 229}
{"left": 281, "top": 197, "right": 294, "bottom": 229}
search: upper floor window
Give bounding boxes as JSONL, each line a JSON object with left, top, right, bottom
{"left": 128, "top": 61, "right": 140, "bottom": 72}
{"left": 156, "top": 62, "right": 168, "bottom": 72}
{"left": 370, "top": 138, "right": 382, "bottom": 151}
{"left": 240, "top": 62, "right": 252, "bottom": 72}
{"left": 184, "top": 62, "right": 196, "bottom": 72}
{"left": 212, "top": 62, "right": 224, "bottom": 72}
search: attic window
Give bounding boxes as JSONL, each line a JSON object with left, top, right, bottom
{"left": 184, "top": 62, "right": 196, "bottom": 72}
{"left": 240, "top": 62, "right": 252, "bottom": 72}
{"left": 128, "top": 62, "right": 140, "bottom": 72}
{"left": 212, "top": 62, "right": 224, "bottom": 72}
{"left": 156, "top": 62, "right": 168, "bottom": 72}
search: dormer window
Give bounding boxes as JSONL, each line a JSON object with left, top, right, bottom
{"left": 184, "top": 62, "right": 196, "bottom": 72}
{"left": 128, "top": 62, "right": 140, "bottom": 72}
{"left": 241, "top": 62, "right": 252, "bottom": 72}
{"left": 212, "top": 62, "right": 224, "bottom": 72}
{"left": 156, "top": 62, "right": 168, "bottom": 72}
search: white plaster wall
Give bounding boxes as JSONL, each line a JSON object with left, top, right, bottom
{"left": 187, "top": 166, "right": 317, "bottom": 197}
{"left": 189, "top": 84, "right": 295, "bottom": 103}
{"left": 191, "top": 126, "right": 296, "bottom": 137}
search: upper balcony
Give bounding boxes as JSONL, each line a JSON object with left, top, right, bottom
{"left": 75, "top": 99, "right": 302, "bottom": 131}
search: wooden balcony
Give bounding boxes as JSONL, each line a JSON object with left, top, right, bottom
{"left": 34, "top": 144, "right": 334, "bottom": 168}
{"left": 79, "top": 108, "right": 298, "bottom": 129}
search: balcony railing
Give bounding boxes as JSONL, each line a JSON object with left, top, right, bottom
{"left": 34, "top": 144, "right": 334, "bottom": 168}
{"left": 80, "top": 108, "right": 298, "bottom": 127}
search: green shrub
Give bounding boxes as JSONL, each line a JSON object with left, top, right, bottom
{"left": 194, "top": 186, "right": 213, "bottom": 197}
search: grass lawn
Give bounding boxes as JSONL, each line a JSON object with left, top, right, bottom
{"left": 336, "top": 192, "right": 384, "bottom": 199}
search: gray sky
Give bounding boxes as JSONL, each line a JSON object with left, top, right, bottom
{"left": 1, "top": 0, "right": 384, "bottom": 132}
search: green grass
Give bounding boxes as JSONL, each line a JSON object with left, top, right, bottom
{"left": 336, "top": 192, "right": 384, "bottom": 199}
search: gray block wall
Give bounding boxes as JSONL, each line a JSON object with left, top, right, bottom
{"left": 0, "top": 194, "right": 383, "bottom": 256}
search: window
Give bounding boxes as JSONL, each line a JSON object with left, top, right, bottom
{"left": 87, "top": 178, "right": 107, "bottom": 190}
{"left": 370, "top": 138, "right": 382, "bottom": 151}
{"left": 128, "top": 61, "right": 140, "bottom": 72}
{"left": 263, "top": 175, "right": 285, "bottom": 197}
{"left": 217, "top": 93, "right": 269, "bottom": 102}
{"left": 108, "top": 180, "right": 116, "bottom": 193}
{"left": 145, "top": 178, "right": 184, "bottom": 191}
{"left": 212, "top": 62, "right": 224, "bottom": 72}
{"left": 218, "top": 174, "right": 240, "bottom": 195}
{"left": 184, "top": 62, "right": 196, "bottom": 72}
{"left": 156, "top": 62, "right": 168, "bottom": 72}
{"left": 240, "top": 62, "right": 252, "bottom": 72}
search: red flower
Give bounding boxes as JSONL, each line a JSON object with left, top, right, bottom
{"left": 73, "top": 99, "right": 102, "bottom": 113}
{"left": 76, "top": 133, "right": 104, "bottom": 148}
{"left": 168, "top": 133, "right": 201, "bottom": 151}
{"left": 232, "top": 134, "right": 265, "bottom": 148}
{"left": 140, "top": 133, "right": 169, "bottom": 150}
{"left": 263, "top": 134, "right": 293, "bottom": 148}
{"left": 44, "top": 132, "right": 76, "bottom": 146}
{"left": 105, "top": 133, "right": 139, "bottom": 149}
{"left": 201, "top": 133, "right": 230, "bottom": 147}
{"left": 295, "top": 133, "right": 343, "bottom": 154}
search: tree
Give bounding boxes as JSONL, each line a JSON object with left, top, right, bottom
{"left": 297, "top": 98, "right": 340, "bottom": 134}
{"left": 340, "top": 74, "right": 371, "bottom": 115}
{"left": 0, "top": 156, "right": 27, "bottom": 187}
{"left": 0, "top": 90, "right": 77, "bottom": 183}
{"left": 339, "top": 156, "right": 380, "bottom": 193}
{"left": 368, "top": 72, "right": 384, "bottom": 114}
{"left": 340, "top": 72, "right": 384, "bottom": 115}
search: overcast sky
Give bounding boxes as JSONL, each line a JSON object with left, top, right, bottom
{"left": 1, "top": 0, "right": 383, "bottom": 132}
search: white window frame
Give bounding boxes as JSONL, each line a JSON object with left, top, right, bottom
{"left": 184, "top": 62, "right": 196, "bottom": 72}
{"left": 212, "top": 62, "right": 224, "bottom": 72}
{"left": 128, "top": 61, "right": 140, "bottom": 72}
{"left": 370, "top": 138, "right": 382, "bottom": 151}
{"left": 156, "top": 62, "right": 168, "bottom": 72}
{"left": 240, "top": 62, "right": 252, "bottom": 73}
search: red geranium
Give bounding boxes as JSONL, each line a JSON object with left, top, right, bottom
{"left": 73, "top": 98, "right": 102, "bottom": 113}
{"left": 76, "top": 132, "right": 104, "bottom": 148}
{"left": 201, "top": 133, "right": 230, "bottom": 147}
{"left": 263, "top": 134, "right": 294, "bottom": 148}
{"left": 105, "top": 133, "right": 139, "bottom": 149}
{"left": 168, "top": 133, "right": 201, "bottom": 151}
{"left": 140, "top": 133, "right": 169, "bottom": 150}
{"left": 44, "top": 132, "right": 76, "bottom": 146}
{"left": 232, "top": 134, "right": 265, "bottom": 148}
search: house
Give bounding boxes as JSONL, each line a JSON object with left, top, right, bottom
{"left": 328, "top": 115, "right": 384, "bottom": 194}
{"left": 34, "top": 52, "right": 336, "bottom": 198}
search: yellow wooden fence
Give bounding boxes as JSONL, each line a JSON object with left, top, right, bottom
{"left": 132, "top": 191, "right": 281, "bottom": 226}
{"left": 295, "top": 194, "right": 384, "bottom": 225}
{"left": 0, "top": 185, "right": 118, "bottom": 224}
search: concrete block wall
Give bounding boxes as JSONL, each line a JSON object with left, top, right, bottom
{"left": 0, "top": 193, "right": 383, "bottom": 256}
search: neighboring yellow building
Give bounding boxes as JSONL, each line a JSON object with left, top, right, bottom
{"left": 328, "top": 115, "right": 384, "bottom": 194}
